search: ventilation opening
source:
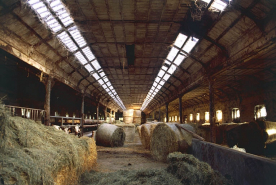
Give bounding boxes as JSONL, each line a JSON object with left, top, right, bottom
{"left": 126, "top": 44, "right": 135, "bottom": 65}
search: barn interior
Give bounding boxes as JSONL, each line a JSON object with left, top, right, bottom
{"left": 0, "top": 0, "right": 276, "bottom": 184}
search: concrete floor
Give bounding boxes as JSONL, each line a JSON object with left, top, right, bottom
{"left": 84, "top": 126, "right": 168, "bottom": 173}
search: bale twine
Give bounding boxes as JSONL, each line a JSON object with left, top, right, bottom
{"left": 0, "top": 103, "right": 97, "bottom": 185}
{"left": 96, "top": 123, "right": 125, "bottom": 147}
{"left": 140, "top": 123, "right": 158, "bottom": 149}
{"left": 150, "top": 123, "right": 195, "bottom": 161}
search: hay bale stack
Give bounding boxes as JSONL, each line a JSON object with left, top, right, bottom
{"left": 96, "top": 123, "right": 125, "bottom": 147}
{"left": 140, "top": 123, "right": 158, "bottom": 149}
{"left": 0, "top": 104, "right": 97, "bottom": 185}
{"left": 150, "top": 123, "right": 195, "bottom": 161}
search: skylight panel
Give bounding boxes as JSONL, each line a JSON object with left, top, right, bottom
{"left": 74, "top": 52, "right": 87, "bottom": 65}
{"left": 155, "top": 76, "right": 161, "bottom": 83}
{"left": 31, "top": 2, "right": 44, "bottom": 9}
{"left": 84, "top": 64, "right": 93, "bottom": 72}
{"left": 182, "top": 37, "right": 199, "bottom": 53}
{"left": 168, "top": 65, "right": 176, "bottom": 74}
{"left": 212, "top": 0, "right": 228, "bottom": 11}
{"left": 174, "top": 53, "right": 186, "bottom": 66}
{"left": 27, "top": 0, "right": 126, "bottom": 110}
{"left": 165, "top": 60, "right": 171, "bottom": 65}
{"left": 157, "top": 70, "right": 165, "bottom": 78}
{"left": 57, "top": 32, "right": 78, "bottom": 52}
{"left": 201, "top": 0, "right": 211, "bottom": 3}
{"left": 82, "top": 47, "right": 95, "bottom": 61}
{"left": 174, "top": 33, "right": 188, "bottom": 48}
{"left": 68, "top": 26, "right": 87, "bottom": 47}
{"left": 92, "top": 73, "right": 100, "bottom": 80}
{"left": 163, "top": 73, "right": 170, "bottom": 81}
{"left": 92, "top": 60, "right": 101, "bottom": 71}
{"left": 157, "top": 84, "right": 162, "bottom": 90}
{"left": 103, "top": 77, "right": 108, "bottom": 82}
{"left": 167, "top": 47, "right": 179, "bottom": 61}
{"left": 98, "top": 79, "right": 104, "bottom": 85}
{"left": 99, "top": 71, "right": 106, "bottom": 77}
{"left": 159, "top": 80, "right": 165, "bottom": 86}
{"left": 153, "top": 82, "right": 157, "bottom": 87}
{"left": 36, "top": 6, "right": 47, "bottom": 14}
{"left": 162, "top": 65, "right": 168, "bottom": 71}
{"left": 28, "top": 0, "right": 40, "bottom": 5}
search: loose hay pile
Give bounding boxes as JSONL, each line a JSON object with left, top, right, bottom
{"left": 150, "top": 123, "right": 195, "bottom": 161}
{"left": 140, "top": 123, "right": 158, "bottom": 149}
{"left": 167, "top": 152, "right": 232, "bottom": 185}
{"left": 96, "top": 123, "right": 126, "bottom": 147}
{"left": 79, "top": 152, "right": 232, "bottom": 185}
{"left": 0, "top": 104, "right": 97, "bottom": 185}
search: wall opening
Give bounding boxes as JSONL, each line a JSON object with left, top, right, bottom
{"left": 205, "top": 112, "right": 209, "bottom": 122}
{"left": 232, "top": 108, "right": 240, "bottom": 123}
{"left": 255, "top": 105, "right": 267, "bottom": 120}
{"left": 216, "top": 110, "right": 222, "bottom": 122}
{"left": 190, "top": 114, "right": 193, "bottom": 122}
{"left": 196, "top": 113, "right": 200, "bottom": 121}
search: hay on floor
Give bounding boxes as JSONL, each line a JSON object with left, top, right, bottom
{"left": 150, "top": 123, "right": 195, "bottom": 161}
{"left": 167, "top": 152, "right": 233, "bottom": 185}
{"left": 0, "top": 104, "right": 97, "bottom": 185}
{"left": 140, "top": 123, "right": 158, "bottom": 149}
{"left": 79, "top": 152, "right": 232, "bottom": 185}
{"left": 96, "top": 123, "right": 125, "bottom": 147}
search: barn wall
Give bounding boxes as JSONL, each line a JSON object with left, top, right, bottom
{"left": 166, "top": 82, "right": 276, "bottom": 124}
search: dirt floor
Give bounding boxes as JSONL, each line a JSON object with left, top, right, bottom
{"left": 89, "top": 129, "right": 168, "bottom": 173}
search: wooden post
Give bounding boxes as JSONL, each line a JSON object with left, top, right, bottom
{"left": 104, "top": 106, "right": 107, "bottom": 121}
{"left": 179, "top": 96, "right": 183, "bottom": 123}
{"left": 209, "top": 78, "right": 216, "bottom": 143}
{"left": 165, "top": 103, "right": 169, "bottom": 123}
{"left": 44, "top": 76, "right": 52, "bottom": 126}
{"left": 96, "top": 103, "right": 99, "bottom": 123}
{"left": 81, "top": 94, "right": 84, "bottom": 136}
{"left": 159, "top": 108, "right": 161, "bottom": 122}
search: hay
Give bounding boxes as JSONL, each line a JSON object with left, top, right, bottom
{"left": 150, "top": 123, "right": 195, "bottom": 161}
{"left": 79, "top": 152, "right": 232, "bottom": 185}
{"left": 167, "top": 152, "right": 232, "bottom": 185}
{"left": 80, "top": 169, "right": 183, "bottom": 185}
{"left": 140, "top": 123, "right": 158, "bottom": 149}
{"left": 96, "top": 123, "right": 125, "bottom": 147}
{"left": 0, "top": 103, "right": 97, "bottom": 185}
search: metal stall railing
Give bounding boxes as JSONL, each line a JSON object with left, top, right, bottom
{"left": 4, "top": 105, "right": 45, "bottom": 122}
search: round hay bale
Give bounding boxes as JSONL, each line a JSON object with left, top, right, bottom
{"left": 150, "top": 123, "right": 195, "bottom": 161}
{"left": 140, "top": 123, "right": 158, "bottom": 149}
{"left": 136, "top": 125, "right": 142, "bottom": 138}
{"left": 96, "top": 123, "right": 125, "bottom": 147}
